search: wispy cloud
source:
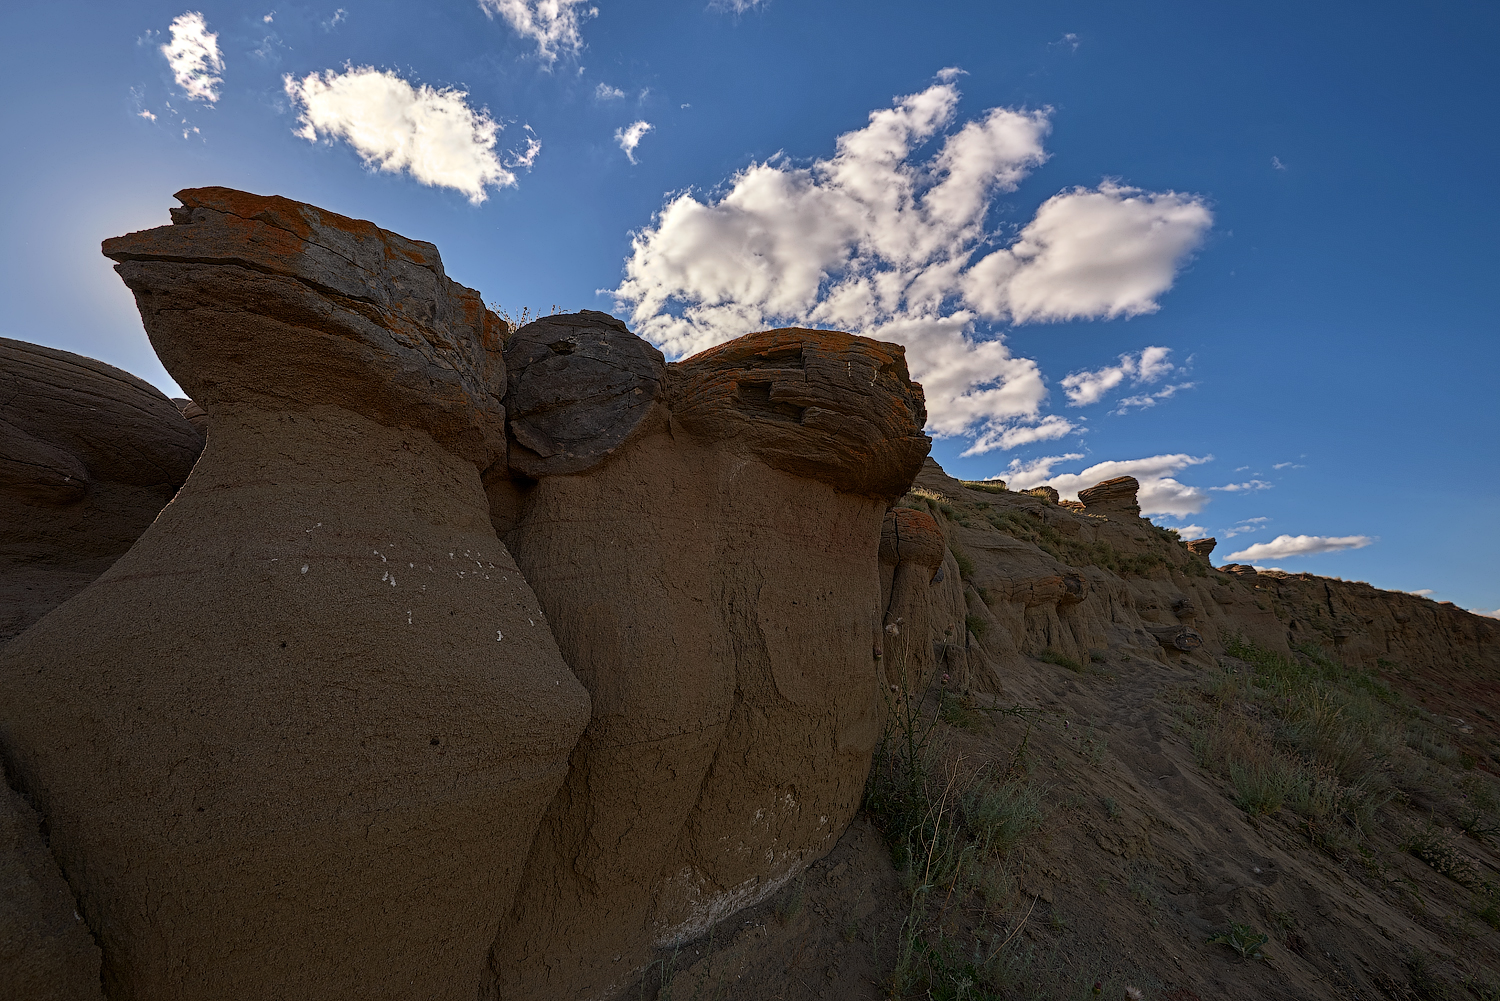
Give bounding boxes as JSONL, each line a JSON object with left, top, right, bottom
{"left": 936, "top": 66, "right": 968, "bottom": 82}
{"left": 1115, "top": 381, "right": 1194, "bottom": 413}
{"left": 1272, "top": 461, "right": 1303, "bottom": 470}
{"left": 507, "top": 125, "right": 541, "bottom": 169}
{"left": 610, "top": 81, "right": 1210, "bottom": 451}
{"left": 1272, "top": 156, "right": 1287, "bottom": 170}
{"left": 161, "top": 11, "right": 224, "bottom": 103}
{"left": 1061, "top": 345, "right": 1174, "bottom": 406}
{"left": 1051, "top": 33, "right": 1080, "bottom": 52}
{"left": 1176, "top": 524, "right": 1209, "bottom": 540}
{"left": 961, "top": 414, "right": 1076, "bottom": 455}
{"left": 479, "top": 0, "right": 596, "bottom": 63}
{"left": 1476, "top": 608, "right": 1500, "bottom": 619}
{"left": 284, "top": 66, "right": 515, "bottom": 203}
{"left": 1212, "top": 479, "right": 1272, "bottom": 492}
{"left": 1002, "top": 452, "right": 1213, "bottom": 517}
{"left": 1223, "top": 516, "right": 1269, "bottom": 538}
{"left": 614, "top": 120, "right": 653, "bottom": 163}
{"left": 595, "top": 82, "right": 625, "bottom": 100}
{"left": 323, "top": 8, "right": 347, "bottom": 30}
{"left": 711, "top": 0, "right": 767, "bottom": 11}
{"left": 1408, "top": 588, "right": 1434, "bottom": 596}
{"left": 1225, "top": 534, "right": 1374, "bottom": 562}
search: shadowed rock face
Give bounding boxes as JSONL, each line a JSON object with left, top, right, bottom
{"left": 0, "top": 189, "right": 590, "bottom": 1001}
{"left": 482, "top": 318, "right": 930, "bottom": 1000}
{"left": 878, "top": 507, "right": 951, "bottom": 690}
{"left": 1078, "top": 475, "right": 1141, "bottom": 518}
{"left": 0, "top": 338, "right": 203, "bottom": 644}
{"left": 1, "top": 765, "right": 103, "bottom": 1001}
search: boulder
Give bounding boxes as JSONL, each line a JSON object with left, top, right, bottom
{"left": 0, "top": 188, "right": 590, "bottom": 1001}
{"left": 1078, "top": 475, "right": 1141, "bottom": 518}
{"left": 0, "top": 770, "right": 104, "bottom": 1001}
{"left": 1023, "top": 485, "right": 1059, "bottom": 504}
{"left": 483, "top": 319, "right": 929, "bottom": 999}
{"left": 0, "top": 338, "right": 202, "bottom": 645}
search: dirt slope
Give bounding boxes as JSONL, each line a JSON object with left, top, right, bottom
{"left": 630, "top": 463, "right": 1500, "bottom": 1001}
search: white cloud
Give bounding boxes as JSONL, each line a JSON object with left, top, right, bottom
{"left": 263, "top": 12, "right": 275, "bottom": 23}
{"left": 138, "top": 109, "right": 157, "bottom": 123}
{"left": 1051, "top": 33, "right": 1080, "bottom": 51}
{"left": 609, "top": 82, "right": 1210, "bottom": 448}
{"left": 1176, "top": 524, "right": 1209, "bottom": 540}
{"left": 1225, "top": 534, "right": 1374, "bottom": 562}
{"left": 507, "top": 125, "right": 541, "bottom": 169}
{"left": 1002, "top": 452, "right": 1213, "bottom": 517}
{"left": 323, "top": 8, "right": 347, "bottom": 29}
{"left": 1475, "top": 608, "right": 1500, "bottom": 619}
{"left": 936, "top": 66, "right": 968, "bottom": 82}
{"left": 711, "top": 0, "right": 767, "bottom": 10}
{"left": 614, "top": 120, "right": 653, "bottom": 163}
{"left": 1061, "top": 345, "right": 1175, "bottom": 406}
{"left": 1212, "top": 479, "right": 1272, "bottom": 492}
{"left": 1407, "top": 589, "right": 1434, "bottom": 597}
{"left": 1115, "top": 381, "right": 1194, "bottom": 413}
{"left": 284, "top": 66, "right": 515, "bottom": 203}
{"left": 1272, "top": 156, "right": 1286, "bottom": 170}
{"left": 479, "top": 0, "right": 596, "bottom": 63}
{"left": 1223, "top": 516, "right": 1269, "bottom": 538}
{"left": 595, "top": 82, "right": 625, "bottom": 100}
{"left": 960, "top": 414, "right": 1076, "bottom": 456}
{"left": 161, "top": 12, "right": 224, "bottom": 103}
{"left": 1272, "top": 461, "right": 1303, "bottom": 470}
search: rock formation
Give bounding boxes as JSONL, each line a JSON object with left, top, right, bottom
{"left": 1077, "top": 475, "right": 1141, "bottom": 518}
{"left": 482, "top": 315, "right": 930, "bottom": 999}
{"left": 0, "top": 188, "right": 591, "bottom": 1000}
{"left": 879, "top": 506, "right": 960, "bottom": 691}
{"left": 0, "top": 338, "right": 202, "bottom": 644}
{"left": 1, "top": 772, "right": 103, "bottom": 1001}
{"left": 1185, "top": 536, "right": 1216, "bottom": 560}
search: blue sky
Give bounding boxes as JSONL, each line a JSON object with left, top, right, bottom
{"left": 2, "top": 1, "right": 1496, "bottom": 614}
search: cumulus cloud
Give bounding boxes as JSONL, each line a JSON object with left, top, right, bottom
{"left": 1213, "top": 479, "right": 1272, "bottom": 492}
{"left": 1224, "top": 534, "right": 1374, "bottom": 562}
{"left": 1407, "top": 589, "right": 1434, "bottom": 597}
{"left": 1176, "top": 524, "right": 1209, "bottom": 540}
{"left": 1001, "top": 452, "right": 1213, "bottom": 517}
{"left": 479, "top": 0, "right": 596, "bottom": 62}
{"left": 614, "top": 120, "right": 653, "bottom": 163}
{"left": 284, "top": 67, "right": 515, "bottom": 203}
{"left": 1476, "top": 608, "right": 1500, "bottom": 619}
{"left": 1061, "top": 345, "right": 1174, "bottom": 406}
{"left": 610, "top": 82, "right": 1210, "bottom": 448}
{"left": 161, "top": 11, "right": 224, "bottom": 103}
{"left": 595, "top": 82, "right": 625, "bottom": 100}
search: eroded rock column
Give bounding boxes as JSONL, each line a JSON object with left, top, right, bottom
{"left": 483, "top": 319, "right": 929, "bottom": 999}
{"left": 0, "top": 188, "right": 590, "bottom": 1000}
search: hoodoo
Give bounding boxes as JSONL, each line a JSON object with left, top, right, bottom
{"left": 483, "top": 317, "right": 930, "bottom": 998}
{"left": 0, "top": 189, "right": 590, "bottom": 1000}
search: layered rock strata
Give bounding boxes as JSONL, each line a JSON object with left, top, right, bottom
{"left": 0, "top": 338, "right": 202, "bottom": 643}
{"left": 0, "top": 188, "right": 590, "bottom": 1000}
{"left": 482, "top": 316, "right": 930, "bottom": 999}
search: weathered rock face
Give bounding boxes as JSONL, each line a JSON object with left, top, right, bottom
{"left": 482, "top": 317, "right": 930, "bottom": 1000}
{"left": 879, "top": 506, "right": 955, "bottom": 691}
{"left": 1078, "top": 475, "right": 1141, "bottom": 519}
{"left": 0, "top": 338, "right": 202, "bottom": 644}
{"left": 1, "top": 767, "right": 103, "bottom": 1001}
{"left": 0, "top": 189, "right": 590, "bottom": 1001}
{"left": 1185, "top": 536, "right": 1217, "bottom": 560}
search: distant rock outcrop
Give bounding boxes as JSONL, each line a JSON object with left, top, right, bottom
{"left": 1078, "top": 475, "right": 1141, "bottom": 518}
{"left": 1, "top": 188, "right": 591, "bottom": 1000}
{"left": 0, "top": 338, "right": 202, "bottom": 644}
{"left": 483, "top": 317, "right": 930, "bottom": 999}
{"left": 1185, "top": 537, "right": 1217, "bottom": 559}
